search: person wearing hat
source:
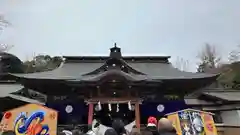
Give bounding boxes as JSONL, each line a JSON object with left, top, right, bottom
{"left": 146, "top": 116, "right": 158, "bottom": 135}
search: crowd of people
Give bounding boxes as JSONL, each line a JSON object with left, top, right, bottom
{"left": 59, "top": 117, "right": 177, "bottom": 135}
{"left": 0, "top": 117, "right": 177, "bottom": 135}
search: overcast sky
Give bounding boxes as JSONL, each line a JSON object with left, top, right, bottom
{"left": 0, "top": 0, "right": 240, "bottom": 71}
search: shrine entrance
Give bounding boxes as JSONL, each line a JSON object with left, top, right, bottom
{"left": 93, "top": 103, "right": 135, "bottom": 126}
{"left": 86, "top": 98, "right": 141, "bottom": 128}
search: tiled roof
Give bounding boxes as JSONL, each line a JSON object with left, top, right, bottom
{"left": 202, "top": 90, "right": 240, "bottom": 102}
{"left": 0, "top": 84, "right": 44, "bottom": 104}
{"left": 10, "top": 61, "right": 218, "bottom": 80}
{"left": 0, "top": 84, "right": 23, "bottom": 97}
{"left": 184, "top": 98, "right": 216, "bottom": 105}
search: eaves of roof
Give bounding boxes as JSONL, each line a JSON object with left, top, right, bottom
{"left": 0, "top": 84, "right": 24, "bottom": 97}
{"left": 0, "top": 84, "right": 45, "bottom": 104}
{"left": 202, "top": 90, "right": 240, "bottom": 102}
{"left": 9, "top": 61, "right": 218, "bottom": 81}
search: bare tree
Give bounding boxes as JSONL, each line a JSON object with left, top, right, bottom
{"left": 0, "top": 43, "right": 13, "bottom": 52}
{"left": 174, "top": 57, "right": 189, "bottom": 71}
{"left": 229, "top": 45, "right": 240, "bottom": 62}
{"left": 0, "top": 15, "right": 11, "bottom": 28}
{"left": 197, "top": 44, "right": 221, "bottom": 72}
{"left": 0, "top": 15, "right": 12, "bottom": 52}
{"left": 23, "top": 54, "right": 63, "bottom": 73}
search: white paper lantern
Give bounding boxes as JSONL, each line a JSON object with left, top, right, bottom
{"left": 95, "top": 105, "right": 101, "bottom": 111}
{"left": 97, "top": 101, "right": 102, "bottom": 111}
{"left": 65, "top": 105, "right": 73, "bottom": 113}
{"left": 128, "top": 101, "right": 132, "bottom": 110}
{"left": 108, "top": 103, "right": 112, "bottom": 111}
{"left": 131, "top": 105, "right": 135, "bottom": 111}
{"left": 157, "top": 104, "right": 165, "bottom": 112}
{"left": 116, "top": 104, "right": 119, "bottom": 112}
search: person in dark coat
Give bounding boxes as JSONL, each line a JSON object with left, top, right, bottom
{"left": 158, "top": 118, "right": 177, "bottom": 135}
{"left": 146, "top": 116, "right": 158, "bottom": 135}
{"left": 112, "top": 118, "right": 127, "bottom": 135}
{"left": 105, "top": 129, "right": 118, "bottom": 135}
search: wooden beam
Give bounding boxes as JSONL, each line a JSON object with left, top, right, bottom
{"left": 85, "top": 97, "right": 142, "bottom": 104}
{"left": 88, "top": 103, "right": 93, "bottom": 124}
{"left": 135, "top": 102, "right": 140, "bottom": 128}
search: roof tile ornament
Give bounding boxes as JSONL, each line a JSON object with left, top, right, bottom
{"left": 110, "top": 43, "right": 122, "bottom": 58}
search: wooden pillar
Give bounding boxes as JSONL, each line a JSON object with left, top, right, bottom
{"left": 135, "top": 102, "right": 140, "bottom": 128}
{"left": 88, "top": 103, "right": 94, "bottom": 125}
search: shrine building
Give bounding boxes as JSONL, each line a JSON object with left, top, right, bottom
{"left": 0, "top": 44, "right": 221, "bottom": 128}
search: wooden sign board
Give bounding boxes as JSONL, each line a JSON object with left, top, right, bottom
{"left": 165, "top": 109, "right": 218, "bottom": 135}
{"left": 0, "top": 104, "right": 58, "bottom": 135}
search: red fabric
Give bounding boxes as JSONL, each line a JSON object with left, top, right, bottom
{"left": 147, "top": 116, "right": 157, "bottom": 125}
